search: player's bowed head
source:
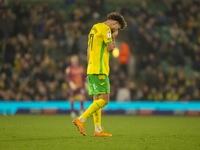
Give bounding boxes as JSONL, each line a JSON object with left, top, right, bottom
{"left": 107, "top": 12, "right": 127, "bottom": 33}
{"left": 104, "top": 12, "right": 127, "bottom": 52}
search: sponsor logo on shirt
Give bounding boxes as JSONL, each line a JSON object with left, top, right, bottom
{"left": 100, "top": 82, "right": 105, "bottom": 85}
{"left": 93, "top": 84, "right": 97, "bottom": 90}
{"left": 107, "top": 31, "right": 111, "bottom": 38}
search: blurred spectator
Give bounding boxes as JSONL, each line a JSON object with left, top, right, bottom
{"left": 118, "top": 42, "right": 130, "bottom": 75}
{"left": 166, "top": 87, "right": 179, "bottom": 101}
{"left": 116, "top": 84, "right": 131, "bottom": 102}
{"left": 116, "top": 73, "right": 131, "bottom": 102}
{"left": 0, "top": 64, "right": 12, "bottom": 78}
{"left": 156, "top": 11, "right": 168, "bottom": 26}
{"left": 121, "top": 4, "right": 132, "bottom": 17}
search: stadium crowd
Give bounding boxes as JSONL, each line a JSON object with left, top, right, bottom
{"left": 0, "top": 0, "right": 200, "bottom": 101}
{"left": 126, "top": 0, "right": 200, "bottom": 101}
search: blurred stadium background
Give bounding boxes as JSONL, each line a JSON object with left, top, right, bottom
{"left": 0, "top": 0, "right": 200, "bottom": 116}
{"left": 1, "top": 1, "right": 200, "bottom": 150}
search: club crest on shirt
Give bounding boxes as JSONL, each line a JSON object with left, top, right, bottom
{"left": 107, "top": 31, "right": 111, "bottom": 38}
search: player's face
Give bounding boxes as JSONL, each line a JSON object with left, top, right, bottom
{"left": 111, "top": 21, "right": 121, "bottom": 33}
{"left": 71, "top": 55, "right": 79, "bottom": 66}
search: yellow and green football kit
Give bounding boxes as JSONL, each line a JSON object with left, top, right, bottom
{"left": 73, "top": 23, "right": 114, "bottom": 136}
{"left": 87, "top": 23, "right": 112, "bottom": 95}
{"left": 88, "top": 74, "right": 110, "bottom": 95}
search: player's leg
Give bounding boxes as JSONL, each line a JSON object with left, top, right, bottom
{"left": 79, "top": 94, "right": 109, "bottom": 122}
{"left": 78, "top": 74, "right": 110, "bottom": 121}
{"left": 69, "top": 90, "right": 76, "bottom": 118}
{"left": 93, "top": 95, "right": 102, "bottom": 132}
{"left": 69, "top": 97, "right": 76, "bottom": 118}
{"left": 78, "top": 93, "right": 85, "bottom": 115}
{"left": 93, "top": 75, "right": 112, "bottom": 136}
{"left": 72, "top": 95, "right": 108, "bottom": 136}
{"left": 73, "top": 74, "right": 109, "bottom": 136}
{"left": 93, "top": 94, "right": 112, "bottom": 137}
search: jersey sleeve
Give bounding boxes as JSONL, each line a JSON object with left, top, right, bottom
{"left": 102, "top": 27, "right": 113, "bottom": 44}
{"left": 66, "top": 67, "right": 72, "bottom": 82}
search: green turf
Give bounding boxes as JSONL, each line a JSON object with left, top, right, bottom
{"left": 0, "top": 115, "right": 200, "bottom": 150}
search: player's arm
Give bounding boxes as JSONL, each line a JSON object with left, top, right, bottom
{"left": 106, "top": 42, "right": 115, "bottom": 52}
{"left": 106, "top": 30, "right": 118, "bottom": 52}
{"left": 65, "top": 68, "right": 70, "bottom": 82}
{"left": 65, "top": 67, "right": 77, "bottom": 90}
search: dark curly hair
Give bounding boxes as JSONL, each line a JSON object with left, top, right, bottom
{"left": 107, "top": 12, "right": 127, "bottom": 30}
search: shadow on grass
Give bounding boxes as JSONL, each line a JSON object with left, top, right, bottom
{"left": 0, "top": 136, "right": 87, "bottom": 142}
{"left": 0, "top": 134, "right": 122, "bottom": 143}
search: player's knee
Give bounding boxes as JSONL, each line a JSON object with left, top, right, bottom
{"left": 69, "top": 97, "right": 74, "bottom": 102}
{"left": 96, "top": 99, "right": 109, "bottom": 108}
{"left": 99, "top": 93, "right": 110, "bottom": 102}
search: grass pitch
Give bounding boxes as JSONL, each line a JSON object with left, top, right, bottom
{"left": 0, "top": 115, "right": 200, "bottom": 150}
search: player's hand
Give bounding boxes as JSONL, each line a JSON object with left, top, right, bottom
{"left": 69, "top": 81, "right": 77, "bottom": 91}
{"left": 112, "top": 41, "right": 116, "bottom": 48}
{"left": 112, "top": 30, "right": 118, "bottom": 39}
{"left": 85, "top": 76, "right": 88, "bottom": 81}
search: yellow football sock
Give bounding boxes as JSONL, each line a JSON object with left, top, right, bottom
{"left": 81, "top": 99, "right": 108, "bottom": 120}
{"left": 93, "top": 100, "right": 101, "bottom": 126}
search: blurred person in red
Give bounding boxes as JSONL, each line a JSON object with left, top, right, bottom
{"left": 65, "top": 55, "right": 87, "bottom": 118}
{"left": 119, "top": 42, "right": 130, "bottom": 75}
